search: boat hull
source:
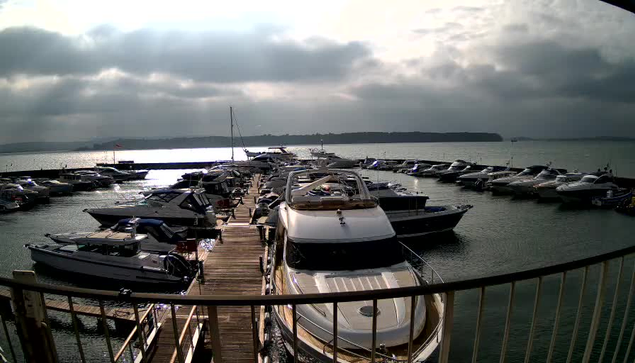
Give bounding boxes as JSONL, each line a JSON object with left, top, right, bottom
{"left": 385, "top": 206, "right": 471, "bottom": 239}
{"left": 28, "top": 246, "right": 185, "bottom": 285}
{"left": 87, "top": 211, "right": 208, "bottom": 228}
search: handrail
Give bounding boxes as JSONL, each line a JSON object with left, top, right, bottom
{"left": 3, "top": 243, "right": 634, "bottom": 305}
{"left": 113, "top": 304, "right": 156, "bottom": 361}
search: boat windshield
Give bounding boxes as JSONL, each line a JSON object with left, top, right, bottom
{"left": 581, "top": 175, "right": 598, "bottom": 183}
{"left": 536, "top": 170, "right": 557, "bottom": 180}
{"left": 555, "top": 175, "right": 569, "bottom": 182}
{"left": 286, "top": 237, "right": 405, "bottom": 270}
{"left": 77, "top": 243, "right": 139, "bottom": 257}
{"left": 517, "top": 168, "right": 535, "bottom": 176}
{"left": 147, "top": 192, "right": 181, "bottom": 203}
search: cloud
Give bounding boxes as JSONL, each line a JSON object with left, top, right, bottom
{"left": 0, "top": 26, "right": 371, "bottom": 83}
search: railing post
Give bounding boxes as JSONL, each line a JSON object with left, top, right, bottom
{"left": 10, "top": 270, "right": 58, "bottom": 363}
{"left": 207, "top": 305, "right": 223, "bottom": 363}
{"left": 251, "top": 305, "right": 259, "bottom": 363}
{"left": 582, "top": 262, "right": 609, "bottom": 363}
{"left": 438, "top": 291, "right": 455, "bottom": 363}
{"left": 472, "top": 287, "right": 486, "bottom": 363}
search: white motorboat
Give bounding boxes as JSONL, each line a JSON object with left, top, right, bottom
{"left": 556, "top": 173, "right": 620, "bottom": 204}
{"left": 0, "top": 182, "right": 38, "bottom": 210}
{"left": 34, "top": 179, "right": 74, "bottom": 196}
{"left": 367, "top": 160, "right": 397, "bottom": 170}
{"left": 417, "top": 164, "right": 449, "bottom": 177}
{"left": 436, "top": 160, "right": 470, "bottom": 177}
{"left": 84, "top": 189, "right": 218, "bottom": 228}
{"left": 393, "top": 160, "right": 418, "bottom": 173}
{"left": 534, "top": 173, "right": 585, "bottom": 200}
{"left": 247, "top": 146, "right": 296, "bottom": 161}
{"left": 406, "top": 163, "right": 432, "bottom": 176}
{"left": 270, "top": 168, "right": 444, "bottom": 362}
{"left": 457, "top": 166, "right": 509, "bottom": 188}
{"left": 26, "top": 237, "right": 194, "bottom": 285}
{"left": 488, "top": 165, "right": 548, "bottom": 194}
{"left": 507, "top": 168, "right": 563, "bottom": 197}
{"left": 72, "top": 170, "right": 116, "bottom": 187}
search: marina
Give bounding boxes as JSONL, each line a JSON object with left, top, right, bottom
{"left": 0, "top": 142, "right": 634, "bottom": 363}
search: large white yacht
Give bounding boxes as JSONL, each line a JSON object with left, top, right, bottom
{"left": 271, "top": 168, "right": 444, "bottom": 362}
{"left": 488, "top": 165, "right": 547, "bottom": 194}
{"left": 84, "top": 189, "right": 218, "bottom": 228}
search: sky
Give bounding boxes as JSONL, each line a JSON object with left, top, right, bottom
{"left": 0, "top": 0, "right": 634, "bottom": 143}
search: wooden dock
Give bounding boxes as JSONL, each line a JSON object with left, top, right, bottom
{"left": 148, "top": 176, "right": 265, "bottom": 363}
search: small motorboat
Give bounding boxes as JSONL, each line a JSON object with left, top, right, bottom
{"left": 488, "top": 165, "right": 548, "bottom": 194}
{"left": 26, "top": 237, "right": 195, "bottom": 285}
{"left": 0, "top": 183, "right": 38, "bottom": 210}
{"left": 406, "top": 162, "right": 432, "bottom": 176}
{"left": 417, "top": 164, "right": 449, "bottom": 177}
{"left": 393, "top": 159, "right": 419, "bottom": 173}
{"left": 436, "top": 160, "right": 471, "bottom": 181}
{"left": 95, "top": 167, "right": 133, "bottom": 182}
{"left": 0, "top": 197, "right": 20, "bottom": 213}
{"left": 457, "top": 166, "right": 509, "bottom": 188}
{"left": 58, "top": 173, "right": 98, "bottom": 191}
{"left": 437, "top": 165, "right": 475, "bottom": 183}
{"left": 556, "top": 173, "right": 620, "bottom": 204}
{"left": 73, "top": 170, "right": 116, "bottom": 187}
{"left": 591, "top": 189, "right": 633, "bottom": 208}
{"left": 534, "top": 173, "right": 585, "bottom": 200}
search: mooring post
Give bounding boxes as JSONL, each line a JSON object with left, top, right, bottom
{"left": 11, "top": 270, "right": 59, "bottom": 363}
{"left": 207, "top": 306, "right": 223, "bottom": 363}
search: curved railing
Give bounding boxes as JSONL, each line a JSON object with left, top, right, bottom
{"left": 1, "top": 243, "right": 635, "bottom": 362}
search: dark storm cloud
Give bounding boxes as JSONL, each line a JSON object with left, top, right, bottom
{"left": 0, "top": 26, "right": 371, "bottom": 82}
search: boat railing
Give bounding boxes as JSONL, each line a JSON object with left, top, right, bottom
{"left": 400, "top": 241, "right": 444, "bottom": 284}
{"left": 2, "top": 243, "right": 635, "bottom": 362}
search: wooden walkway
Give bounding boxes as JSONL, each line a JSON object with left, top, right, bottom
{"left": 148, "top": 176, "right": 265, "bottom": 363}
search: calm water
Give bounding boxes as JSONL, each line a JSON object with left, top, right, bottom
{"left": 0, "top": 142, "right": 633, "bottom": 362}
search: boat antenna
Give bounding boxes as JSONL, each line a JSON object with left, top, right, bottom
{"left": 230, "top": 106, "right": 234, "bottom": 162}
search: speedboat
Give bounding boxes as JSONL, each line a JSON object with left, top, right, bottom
{"left": 360, "top": 157, "right": 377, "bottom": 169}
{"left": 457, "top": 166, "right": 508, "bottom": 188}
{"left": 488, "top": 165, "right": 548, "bottom": 194}
{"left": 270, "top": 168, "right": 444, "bottom": 362}
{"left": 556, "top": 174, "right": 621, "bottom": 204}
{"left": 367, "top": 160, "right": 397, "bottom": 171}
{"left": 507, "top": 168, "right": 563, "bottom": 197}
{"left": 393, "top": 160, "right": 418, "bottom": 173}
{"left": 47, "top": 218, "right": 188, "bottom": 253}
{"left": 95, "top": 167, "right": 133, "bottom": 182}
{"left": 406, "top": 163, "right": 432, "bottom": 176}
{"left": 34, "top": 179, "right": 74, "bottom": 196}
{"left": 26, "top": 237, "right": 195, "bottom": 285}
{"left": 368, "top": 184, "right": 472, "bottom": 238}
{"left": 84, "top": 189, "right": 218, "bottom": 229}
{"left": 534, "top": 173, "right": 585, "bottom": 200}
{"left": 418, "top": 164, "right": 449, "bottom": 177}
{"left": 437, "top": 165, "right": 475, "bottom": 183}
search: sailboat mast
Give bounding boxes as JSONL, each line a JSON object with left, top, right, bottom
{"left": 230, "top": 106, "right": 234, "bottom": 162}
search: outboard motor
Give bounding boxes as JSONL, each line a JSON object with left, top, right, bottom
{"left": 164, "top": 253, "right": 193, "bottom": 278}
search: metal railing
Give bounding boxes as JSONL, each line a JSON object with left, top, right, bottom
{"left": 1, "top": 243, "right": 635, "bottom": 362}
